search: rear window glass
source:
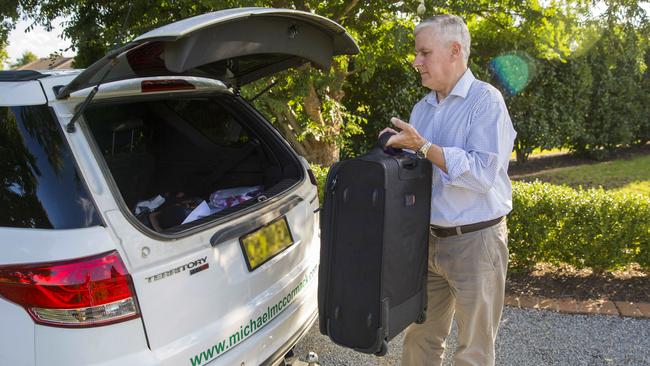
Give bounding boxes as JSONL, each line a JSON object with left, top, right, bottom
{"left": 166, "top": 99, "right": 250, "bottom": 147}
{"left": 0, "top": 105, "right": 102, "bottom": 229}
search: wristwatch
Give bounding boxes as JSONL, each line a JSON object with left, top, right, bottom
{"left": 416, "top": 141, "right": 432, "bottom": 159}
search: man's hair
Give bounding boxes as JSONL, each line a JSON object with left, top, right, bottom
{"left": 415, "top": 14, "right": 471, "bottom": 64}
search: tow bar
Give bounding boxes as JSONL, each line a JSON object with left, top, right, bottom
{"left": 282, "top": 350, "right": 319, "bottom": 366}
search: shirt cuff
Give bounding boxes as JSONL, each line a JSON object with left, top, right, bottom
{"left": 440, "top": 146, "right": 469, "bottom": 184}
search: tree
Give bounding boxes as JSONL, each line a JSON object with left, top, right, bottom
{"left": 11, "top": 50, "right": 37, "bottom": 69}
{"left": 1, "top": 0, "right": 548, "bottom": 165}
{"left": 0, "top": 43, "right": 7, "bottom": 70}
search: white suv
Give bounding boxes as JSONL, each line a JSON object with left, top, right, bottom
{"left": 0, "top": 8, "right": 357, "bottom": 366}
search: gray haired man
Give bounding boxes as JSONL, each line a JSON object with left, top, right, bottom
{"left": 381, "top": 14, "right": 516, "bottom": 366}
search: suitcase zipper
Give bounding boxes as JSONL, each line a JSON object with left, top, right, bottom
{"left": 322, "top": 164, "right": 341, "bottom": 332}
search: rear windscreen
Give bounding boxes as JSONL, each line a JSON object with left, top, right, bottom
{"left": 0, "top": 105, "right": 102, "bottom": 229}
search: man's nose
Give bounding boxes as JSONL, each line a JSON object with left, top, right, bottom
{"left": 412, "top": 55, "right": 422, "bottom": 69}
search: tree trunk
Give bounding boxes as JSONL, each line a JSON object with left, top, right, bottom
{"left": 299, "top": 77, "right": 344, "bottom": 166}
{"left": 265, "top": 63, "right": 350, "bottom": 166}
{"left": 303, "top": 140, "right": 340, "bottom": 167}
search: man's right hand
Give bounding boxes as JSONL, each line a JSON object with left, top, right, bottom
{"left": 380, "top": 117, "right": 427, "bottom": 151}
{"left": 378, "top": 127, "right": 399, "bottom": 138}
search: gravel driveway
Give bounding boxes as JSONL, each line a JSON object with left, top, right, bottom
{"left": 294, "top": 307, "right": 650, "bottom": 365}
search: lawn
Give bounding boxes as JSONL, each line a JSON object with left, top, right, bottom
{"left": 514, "top": 153, "right": 650, "bottom": 196}
{"left": 510, "top": 147, "right": 570, "bottom": 160}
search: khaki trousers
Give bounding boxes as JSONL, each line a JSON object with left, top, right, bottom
{"left": 401, "top": 219, "right": 509, "bottom": 366}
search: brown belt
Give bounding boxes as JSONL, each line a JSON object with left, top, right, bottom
{"left": 429, "top": 217, "right": 504, "bottom": 238}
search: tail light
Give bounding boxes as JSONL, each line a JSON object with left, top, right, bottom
{"left": 141, "top": 79, "right": 195, "bottom": 93}
{"left": 0, "top": 251, "right": 140, "bottom": 328}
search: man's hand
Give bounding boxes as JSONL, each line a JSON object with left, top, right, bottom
{"left": 380, "top": 117, "right": 448, "bottom": 173}
{"left": 378, "top": 117, "right": 427, "bottom": 151}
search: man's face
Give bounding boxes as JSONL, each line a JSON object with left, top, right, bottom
{"left": 412, "top": 27, "right": 456, "bottom": 92}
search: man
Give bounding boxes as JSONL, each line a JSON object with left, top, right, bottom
{"left": 380, "top": 14, "right": 516, "bottom": 366}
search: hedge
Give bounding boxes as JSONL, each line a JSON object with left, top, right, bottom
{"left": 509, "top": 181, "right": 650, "bottom": 272}
{"left": 312, "top": 165, "right": 650, "bottom": 272}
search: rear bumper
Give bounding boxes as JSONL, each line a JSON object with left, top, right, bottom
{"left": 261, "top": 307, "right": 318, "bottom": 366}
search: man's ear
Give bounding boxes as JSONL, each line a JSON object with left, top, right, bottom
{"left": 450, "top": 42, "right": 462, "bottom": 59}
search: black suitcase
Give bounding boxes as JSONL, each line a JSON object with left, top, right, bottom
{"left": 318, "top": 133, "right": 432, "bottom": 355}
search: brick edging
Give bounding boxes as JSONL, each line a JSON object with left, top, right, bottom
{"left": 504, "top": 295, "right": 650, "bottom": 318}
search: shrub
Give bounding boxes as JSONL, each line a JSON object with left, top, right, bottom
{"left": 310, "top": 163, "right": 330, "bottom": 205}
{"left": 509, "top": 181, "right": 650, "bottom": 272}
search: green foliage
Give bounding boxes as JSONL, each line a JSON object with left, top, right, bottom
{"left": 11, "top": 50, "right": 37, "bottom": 68}
{"left": 570, "top": 21, "right": 647, "bottom": 159}
{"left": 2, "top": 0, "right": 648, "bottom": 163}
{"left": 341, "top": 17, "right": 422, "bottom": 158}
{"left": 468, "top": 1, "right": 649, "bottom": 162}
{"left": 1, "top": 0, "right": 434, "bottom": 165}
{"left": 505, "top": 58, "right": 592, "bottom": 162}
{"left": 0, "top": 43, "right": 7, "bottom": 70}
{"left": 309, "top": 163, "right": 329, "bottom": 205}
{"left": 509, "top": 180, "right": 650, "bottom": 271}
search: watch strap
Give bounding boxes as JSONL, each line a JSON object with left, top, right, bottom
{"left": 417, "top": 141, "right": 432, "bottom": 158}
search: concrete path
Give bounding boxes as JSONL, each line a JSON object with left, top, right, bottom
{"left": 506, "top": 295, "right": 650, "bottom": 318}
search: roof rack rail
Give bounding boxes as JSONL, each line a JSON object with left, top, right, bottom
{"left": 0, "top": 70, "right": 48, "bottom": 82}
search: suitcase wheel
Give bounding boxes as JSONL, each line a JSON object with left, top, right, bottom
{"left": 374, "top": 340, "right": 388, "bottom": 357}
{"left": 416, "top": 310, "right": 427, "bottom": 324}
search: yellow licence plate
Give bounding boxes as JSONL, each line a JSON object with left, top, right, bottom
{"left": 240, "top": 217, "right": 294, "bottom": 271}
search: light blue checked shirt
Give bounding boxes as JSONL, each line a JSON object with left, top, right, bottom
{"left": 409, "top": 69, "right": 516, "bottom": 227}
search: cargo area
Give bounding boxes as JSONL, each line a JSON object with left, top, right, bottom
{"left": 84, "top": 94, "right": 301, "bottom": 233}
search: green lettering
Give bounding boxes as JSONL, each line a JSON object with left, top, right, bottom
{"left": 249, "top": 318, "right": 257, "bottom": 333}
{"left": 229, "top": 332, "right": 240, "bottom": 346}
{"left": 215, "top": 340, "right": 226, "bottom": 354}
{"left": 190, "top": 353, "right": 203, "bottom": 366}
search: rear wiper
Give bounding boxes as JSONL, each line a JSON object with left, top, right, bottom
{"left": 65, "top": 54, "right": 120, "bottom": 133}
{"left": 65, "top": 4, "right": 134, "bottom": 133}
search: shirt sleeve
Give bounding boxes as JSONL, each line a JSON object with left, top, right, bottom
{"left": 438, "top": 90, "right": 515, "bottom": 193}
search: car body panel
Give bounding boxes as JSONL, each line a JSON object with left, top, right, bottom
{"left": 0, "top": 227, "right": 115, "bottom": 265}
{"left": 0, "top": 81, "right": 47, "bottom": 106}
{"left": 0, "top": 300, "right": 34, "bottom": 366}
{"left": 34, "top": 320, "right": 149, "bottom": 366}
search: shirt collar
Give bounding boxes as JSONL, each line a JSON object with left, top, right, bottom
{"left": 449, "top": 68, "right": 475, "bottom": 98}
{"left": 425, "top": 68, "right": 475, "bottom": 106}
